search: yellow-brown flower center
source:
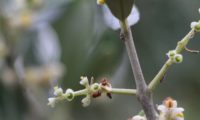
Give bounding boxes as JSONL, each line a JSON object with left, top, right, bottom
{"left": 164, "top": 97, "right": 174, "bottom": 108}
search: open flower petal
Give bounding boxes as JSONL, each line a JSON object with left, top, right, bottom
{"left": 103, "top": 5, "right": 140, "bottom": 30}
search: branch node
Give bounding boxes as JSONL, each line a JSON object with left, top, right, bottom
{"left": 120, "top": 31, "right": 127, "bottom": 42}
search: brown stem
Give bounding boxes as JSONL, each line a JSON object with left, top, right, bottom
{"left": 120, "top": 20, "right": 157, "bottom": 120}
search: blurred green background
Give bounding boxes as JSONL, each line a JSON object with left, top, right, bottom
{"left": 0, "top": 0, "right": 200, "bottom": 120}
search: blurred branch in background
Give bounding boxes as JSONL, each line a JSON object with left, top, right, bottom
{"left": 0, "top": 0, "right": 69, "bottom": 119}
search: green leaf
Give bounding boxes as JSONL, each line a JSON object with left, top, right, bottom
{"left": 106, "top": 0, "right": 135, "bottom": 21}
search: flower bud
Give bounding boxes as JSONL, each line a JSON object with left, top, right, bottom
{"left": 174, "top": 54, "right": 183, "bottom": 63}
{"left": 48, "top": 97, "right": 57, "bottom": 108}
{"left": 54, "top": 87, "right": 63, "bottom": 96}
{"left": 191, "top": 21, "right": 198, "bottom": 28}
{"left": 64, "top": 89, "right": 74, "bottom": 101}
{"left": 195, "top": 24, "right": 200, "bottom": 32}
{"left": 190, "top": 21, "right": 200, "bottom": 31}
{"left": 167, "top": 50, "right": 176, "bottom": 59}
{"left": 80, "top": 76, "right": 89, "bottom": 86}
{"left": 90, "top": 83, "right": 101, "bottom": 92}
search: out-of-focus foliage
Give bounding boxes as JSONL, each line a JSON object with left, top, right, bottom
{"left": 0, "top": 0, "right": 200, "bottom": 120}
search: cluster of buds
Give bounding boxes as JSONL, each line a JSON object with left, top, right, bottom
{"left": 48, "top": 86, "right": 75, "bottom": 108}
{"left": 158, "top": 97, "right": 184, "bottom": 120}
{"left": 48, "top": 76, "right": 112, "bottom": 108}
{"left": 79, "top": 77, "right": 113, "bottom": 107}
{"left": 167, "top": 50, "right": 183, "bottom": 63}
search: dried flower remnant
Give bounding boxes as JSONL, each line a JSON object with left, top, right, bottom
{"left": 100, "top": 78, "right": 112, "bottom": 99}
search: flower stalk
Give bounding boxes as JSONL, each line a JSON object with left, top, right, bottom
{"left": 110, "top": 88, "right": 136, "bottom": 95}
{"left": 48, "top": 77, "right": 137, "bottom": 108}
{"left": 148, "top": 20, "right": 200, "bottom": 91}
{"left": 120, "top": 20, "right": 157, "bottom": 120}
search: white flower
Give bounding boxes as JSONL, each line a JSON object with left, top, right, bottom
{"left": 102, "top": 5, "right": 140, "bottom": 30}
{"left": 81, "top": 94, "right": 91, "bottom": 107}
{"left": 157, "top": 98, "right": 184, "bottom": 120}
{"left": 166, "top": 50, "right": 177, "bottom": 59}
{"left": 190, "top": 21, "right": 200, "bottom": 31}
{"left": 173, "top": 54, "right": 183, "bottom": 63}
{"left": 47, "top": 97, "right": 57, "bottom": 108}
{"left": 131, "top": 115, "right": 146, "bottom": 120}
{"left": 80, "top": 76, "right": 89, "bottom": 86}
{"left": 53, "top": 87, "right": 63, "bottom": 96}
{"left": 190, "top": 21, "right": 198, "bottom": 29}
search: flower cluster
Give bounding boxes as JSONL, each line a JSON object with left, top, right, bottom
{"left": 80, "top": 77, "right": 113, "bottom": 107}
{"left": 167, "top": 50, "right": 183, "bottom": 63}
{"left": 158, "top": 97, "right": 184, "bottom": 120}
{"left": 47, "top": 86, "right": 75, "bottom": 108}
{"left": 48, "top": 76, "right": 112, "bottom": 108}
